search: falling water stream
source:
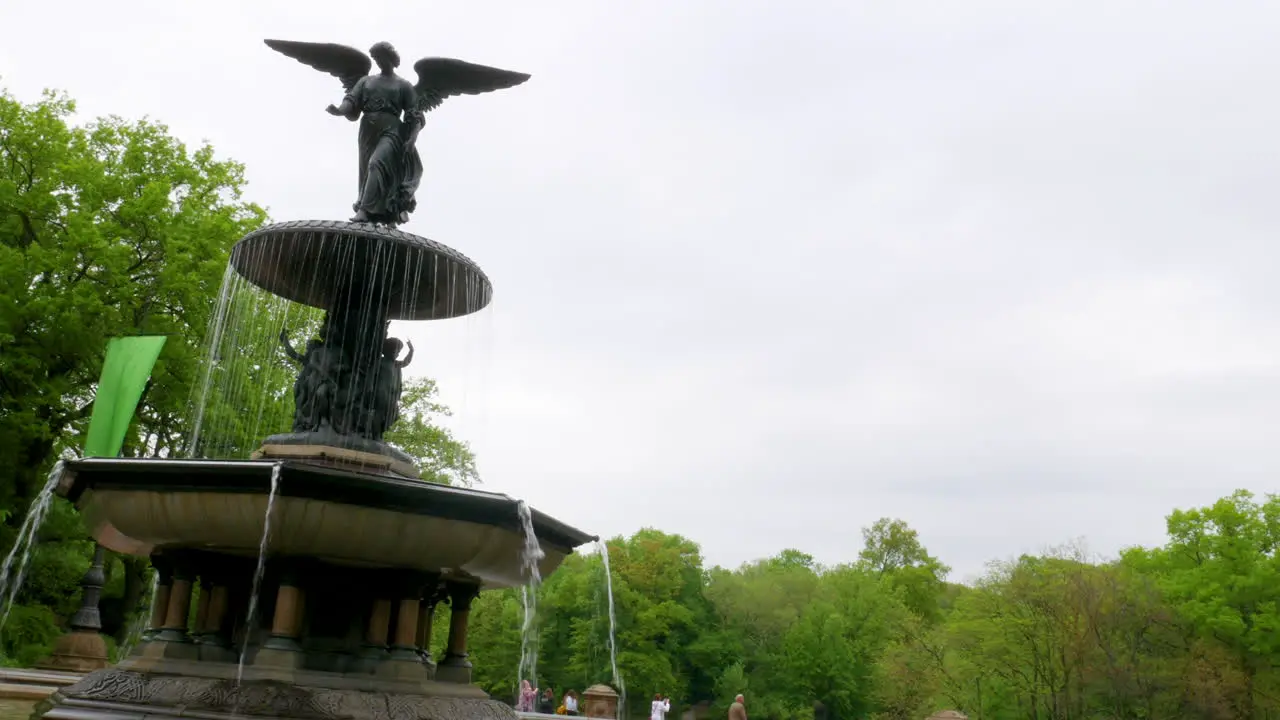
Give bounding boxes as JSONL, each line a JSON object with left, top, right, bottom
{"left": 118, "top": 574, "right": 158, "bottom": 659}
{"left": 0, "top": 461, "right": 65, "bottom": 634}
{"left": 186, "top": 264, "right": 237, "bottom": 456}
{"left": 598, "top": 540, "right": 626, "bottom": 711}
{"left": 516, "top": 501, "right": 545, "bottom": 696}
{"left": 236, "top": 462, "right": 282, "bottom": 688}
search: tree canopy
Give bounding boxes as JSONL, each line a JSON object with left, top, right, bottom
{"left": 0, "top": 88, "right": 265, "bottom": 502}
{"left": 462, "top": 492, "right": 1280, "bottom": 720}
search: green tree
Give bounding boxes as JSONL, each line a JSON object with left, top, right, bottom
{"left": 604, "top": 530, "right": 712, "bottom": 714}
{"left": 782, "top": 565, "right": 905, "bottom": 720}
{"left": 713, "top": 661, "right": 748, "bottom": 709}
{"left": 465, "top": 587, "right": 525, "bottom": 699}
{"left": 1124, "top": 490, "right": 1280, "bottom": 718}
{"left": 385, "top": 376, "right": 480, "bottom": 486}
{"left": 704, "top": 551, "right": 821, "bottom": 720}
{"left": 0, "top": 87, "right": 265, "bottom": 503}
{"left": 0, "top": 86, "right": 267, "bottom": 646}
{"left": 858, "top": 518, "right": 950, "bottom": 623}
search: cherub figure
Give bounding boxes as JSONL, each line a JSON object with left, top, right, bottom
{"left": 279, "top": 327, "right": 346, "bottom": 433}
{"left": 371, "top": 337, "right": 415, "bottom": 436}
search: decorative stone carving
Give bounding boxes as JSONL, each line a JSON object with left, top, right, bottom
{"left": 583, "top": 684, "right": 619, "bottom": 720}
{"left": 60, "top": 669, "right": 517, "bottom": 720}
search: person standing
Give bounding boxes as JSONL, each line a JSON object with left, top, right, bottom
{"left": 518, "top": 680, "right": 536, "bottom": 712}
{"left": 537, "top": 688, "right": 556, "bottom": 714}
{"left": 651, "top": 694, "right": 671, "bottom": 720}
{"left": 729, "top": 694, "right": 747, "bottom": 720}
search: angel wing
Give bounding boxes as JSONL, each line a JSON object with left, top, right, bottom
{"left": 264, "top": 39, "right": 372, "bottom": 92}
{"left": 412, "top": 58, "right": 531, "bottom": 114}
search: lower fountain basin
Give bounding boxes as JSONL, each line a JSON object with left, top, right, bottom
{"left": 57, "top": 458, "right": 594, "bottom": 589}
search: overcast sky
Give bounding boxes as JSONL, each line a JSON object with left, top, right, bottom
{"left": 5, "top": 0, "right": 1279, "bottom": 581}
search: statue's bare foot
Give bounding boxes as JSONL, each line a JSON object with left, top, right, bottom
{"left": 351, "top": 210, "right": 371, "bottom": 223}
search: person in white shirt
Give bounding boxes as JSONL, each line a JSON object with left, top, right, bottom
{"left": 651, "top": 694, "right": 671, "bottom": 720}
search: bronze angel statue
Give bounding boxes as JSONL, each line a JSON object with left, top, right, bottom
{"left": 265, "top": 39, "right": 530, "bottom": 225}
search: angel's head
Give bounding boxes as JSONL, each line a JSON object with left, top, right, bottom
{"left": 369, "top": 41, "right": 401, "bottom": 72}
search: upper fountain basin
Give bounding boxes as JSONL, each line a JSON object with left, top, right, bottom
{"left": 56, "top": 458, "right": 595, "bottom": 589}
{"left": 229, "top": 220, "right": 492, "bottom": 321}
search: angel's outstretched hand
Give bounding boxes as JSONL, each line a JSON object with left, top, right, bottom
{"left": 325, "top": 104, "right": 342, "bottom": 116}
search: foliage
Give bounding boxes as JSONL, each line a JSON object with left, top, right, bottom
{"left": 457, "top": 494, "right": 1280, "bottom": 720}
{"left": 857, "top": 518, "right": 950, "bottom": 624}
{"left": 188, "top": 298, "right": 479, "bottom": 486}
{"left": 184, "top": 284, "right": 322, "bottom": 460}
{"left": 0, "top": 87, "right": 268, "bottom": 482}
{"left": 0, "top": 604, "right": 61, "bottom": 667}
{"left": 0, "top": 84, "right": 268, "bottom": 656}
{"left": 385, "top": 376, "right": 480, "bottom": 486}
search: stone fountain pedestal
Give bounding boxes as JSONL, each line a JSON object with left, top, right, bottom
{"left": 37, "top": 546, "right": 109, "bottom": 674}
{"left": 34, "top": 124, "right": 572, "bottom": 718}
{"left": 43, "top": 666, "right": 515, "bottom": 720}
{"left": 582, "top": 685, "right": 620, "bottom": 720}
{"left": 35, "top": 458, "right": 594, "bottom": 720}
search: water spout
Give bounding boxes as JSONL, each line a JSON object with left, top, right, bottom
{"left": 236, "top": 462, "right": 282, "bottom": 687}
{"left": 186, "top": 265, "right": 237, "bottom": 457}
{"left": 0, "top": 461, "right": 65, "bottom": 634}
{"left": 598, "top": 539, "right": 626, "bottom": 714}
{"left": 516, "top": 500, "right": 544, "bottom": 695}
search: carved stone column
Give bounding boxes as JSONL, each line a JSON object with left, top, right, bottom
{"left": 366, "top": 599, "right": 392, "bottom": 648}
{"left": 257, "top": 560, "right": 306, "bottom": 671}
{"left": 142, "top": 554, "right": 173, "bottom": 642}
{"left": 355, "top": 582, "right": 394, "bottom": 673}
{"left": 436, "top": 581, "right": 479, "bottom": 683}
{"left": 139, "top": 552, "right": 199, "bottom": 661}
{"left": 37, "top": 544, "right": 109, "bottom": 671}
{"left": 193, "top": 576, "right": 212, "bottom": 641}
{"left": 196, "top": 565, "right": 230, "bottom": 645}
{"left": 377, "top": 572, "right": 438, "bottom": 681}
{"left": 416, "top": 581, "right": 444, "bottom": 668}
{"left": 156, "top": 554, "right": 195, "bottom": 643}
{"left": 390, "top": 595, "right": 421, "bottom": 661}
{"left": 267, "top": 567, "right": 305, "bottom": 649}
{"left": 195, "top": 558, "right": 236, "bottom": 663}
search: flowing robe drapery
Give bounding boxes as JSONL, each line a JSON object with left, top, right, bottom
{"left": 345, "top": 74, "right": 425, "bottom": 222}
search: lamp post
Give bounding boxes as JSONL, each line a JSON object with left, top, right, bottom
{"left": 38, "top": 544, "right": 110, "bottom": 672}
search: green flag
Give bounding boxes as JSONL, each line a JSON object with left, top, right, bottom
{"left": 82, "top": 336, "right": 168, "bottom": 458}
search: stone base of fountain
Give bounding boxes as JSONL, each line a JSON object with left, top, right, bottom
{"left": 254, "top": 431, "right": 420, "bottom": 479}
{"left": 36, "top": 458, "right": 595, "bottom": 720}
{"left": 40, "top": 667, "right": 516, "bottom": 720}
{"left": 61, "top": 458, "right": 585, "bottom": 580}
{"left": 35, "top": 632, "right": 109, "bottom": 674}
{"left": 30, "top": 197, "right": 575, "bottom": 720}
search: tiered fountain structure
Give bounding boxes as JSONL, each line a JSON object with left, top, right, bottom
{"left": 35, "top": 38, "right": 594, "bottom": 720}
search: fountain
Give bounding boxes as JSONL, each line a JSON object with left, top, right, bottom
{"left": 35, "top": 38, "right": 597, "bottom": 720}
